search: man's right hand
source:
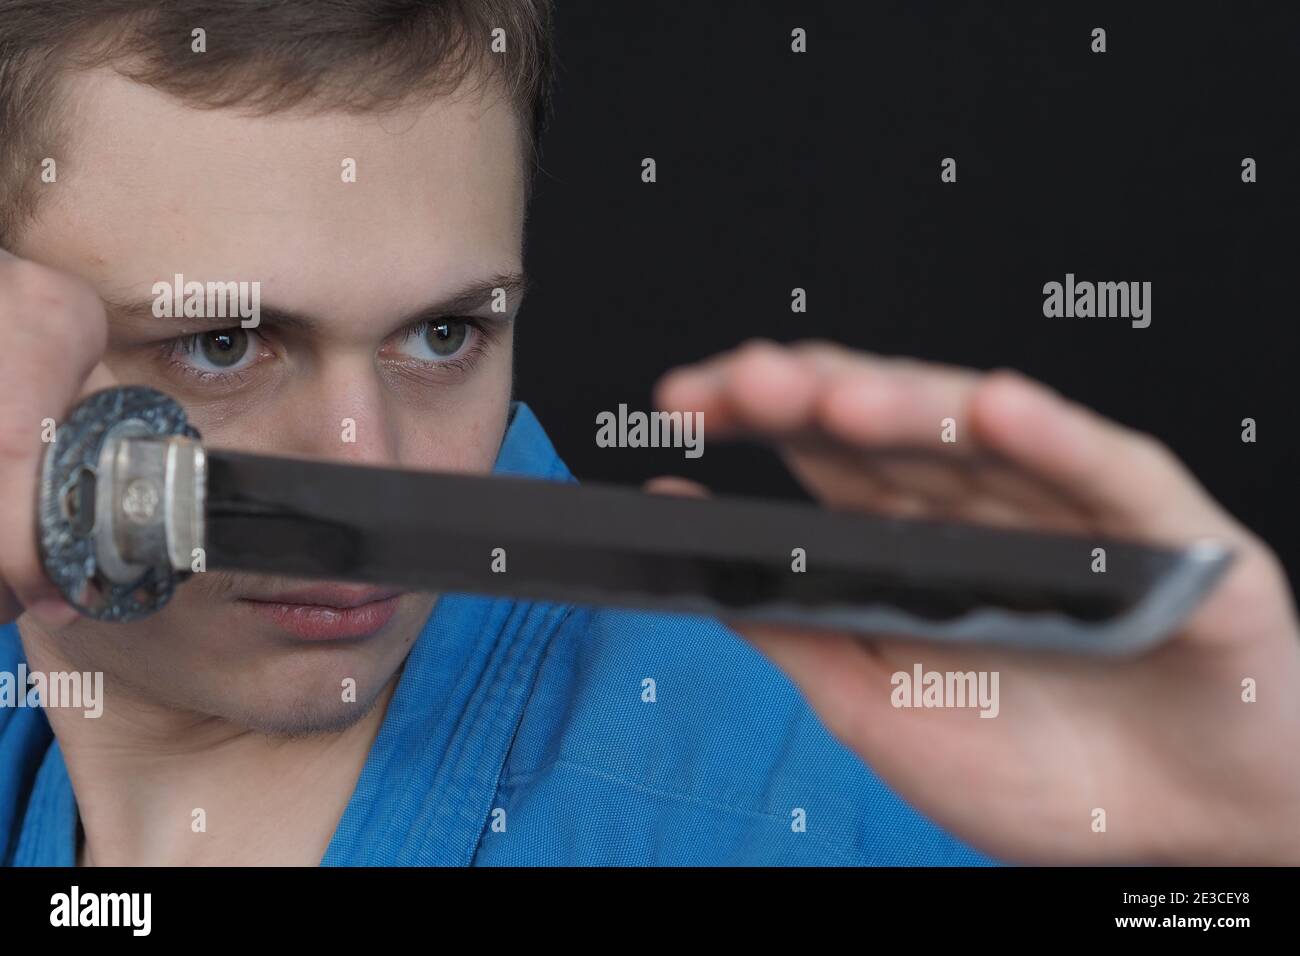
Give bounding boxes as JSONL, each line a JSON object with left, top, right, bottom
{"left": 0, "top": 249, "right": 114, "bottom": 628}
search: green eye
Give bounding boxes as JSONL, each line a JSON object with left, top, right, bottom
{"left": 198, "top": 329, "right": 249, "bottom": 368}
{"left": 387, "top": 316, "right": 489, "bottom": 370}
{"left": 424, "top": 320, "right": 468, "bottom": 357}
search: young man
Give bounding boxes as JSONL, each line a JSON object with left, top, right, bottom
{"left": 0, "top": 0, "right": 1296, "bottom": 866}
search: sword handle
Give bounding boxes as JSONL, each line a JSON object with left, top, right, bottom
{"left": 38, "top": 386, "right": 204, "bottom": 622}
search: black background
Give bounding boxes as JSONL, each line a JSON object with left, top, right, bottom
{"left": 518, "top": 1, "right": 1298, "bottom": 583}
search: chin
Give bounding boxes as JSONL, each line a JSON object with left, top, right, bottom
{"left": 221, "top": 682, "right": 390, "bottom": 738}
{"left": 193, "top": 647, "right": 401, "bottom": 737}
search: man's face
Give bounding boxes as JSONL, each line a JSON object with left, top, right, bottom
{"left": 14, "top": 68, "right": 527, "bottom": 733}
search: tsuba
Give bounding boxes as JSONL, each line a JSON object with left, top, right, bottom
{"left": 37, "top": 386, "right": 199, "bottom": 622}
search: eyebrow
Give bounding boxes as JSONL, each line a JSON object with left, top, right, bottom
{"left": 103, "top": 271, "right": 528, "bottom": 338}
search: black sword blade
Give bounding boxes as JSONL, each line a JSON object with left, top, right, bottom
{"left": 201, "top": 450, "right": 1232, "bottom": 655}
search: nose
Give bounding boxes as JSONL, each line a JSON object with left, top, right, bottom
{"left": 273, "top": 358, "right": 400, "bottom": 467}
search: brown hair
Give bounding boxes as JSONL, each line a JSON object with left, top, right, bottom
{"left": 0, "top": 0, "right": 555, "bottom": 241}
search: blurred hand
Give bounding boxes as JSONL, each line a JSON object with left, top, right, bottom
{"left": 653, "top": 339, "right": 1300, "bottom": 864}
{"left": 0, "top": 249, "right": 116, "bottom": 628}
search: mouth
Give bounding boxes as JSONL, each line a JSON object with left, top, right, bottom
{"left": 237, "top": 584, "right": 404, "bottom": 641}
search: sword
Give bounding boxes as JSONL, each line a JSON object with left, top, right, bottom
{"left": 35, "top": 386, "right": 1232, "bottom": 655}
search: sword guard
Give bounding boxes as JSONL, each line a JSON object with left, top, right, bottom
{"left": 38, "top": 386, "right": 205, "bottom": 622}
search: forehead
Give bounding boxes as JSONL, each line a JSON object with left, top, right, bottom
{"left": 22, "top": 67, "right": 526, "bottom": 324}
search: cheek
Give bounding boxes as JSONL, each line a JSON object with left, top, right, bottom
{"left": 397, "top": 404, "right": 510, "bottom": 473}
{"left": 395, "top": 360, "right": 514, "bottom": 473}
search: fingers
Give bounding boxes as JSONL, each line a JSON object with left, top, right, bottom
{"left": 642, "top": 475, "right": 711, "bottom": 498}
{"left": 969, "top": 370, "right": 1240, "bottom": 544}
{"left": 654, "top": 340, "right": 1000, "bottom": 517}
{"left": 655, "top": 340, "right": 1247, "bottom": 546}
{"left": 655, "top": 339, "right": 826, "bottom": 436}
{"left": 0, "top": 255, "right": 110, "bottom": 627}
{"left": 656, "top": 339, "right": 983, "bottom": 449}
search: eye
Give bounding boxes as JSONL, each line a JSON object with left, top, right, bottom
{"left": 169, "top": 328, "right": 264, "bottom": 376}
{"left": 425, "top": 320, "right": 468, "bottom": 357}
{"left": 393, "top": 318, "right": 478, "bottom": 362}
